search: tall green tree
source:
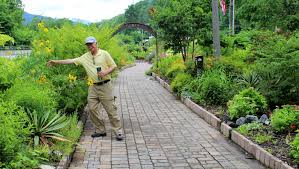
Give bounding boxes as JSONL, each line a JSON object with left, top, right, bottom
{"left": 237, "top": 0, "right": 299, "bottom": 31}
{"left": 0, "top": 0, "right": 23, "bottom": 35}
{"left": 152, "top": 0, "right": 211, "bottom": 61}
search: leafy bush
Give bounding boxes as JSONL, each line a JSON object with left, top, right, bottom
{"left": 170, "top": 73, "right": 192, "bottom": 94}
{"left": 50, "top": 74, "right": 87, "bottom": 113}
{"left": 290, "top": 131, "right": 299, "bottom": 163}
{"left": 253, "top": 31, "right": 299, "bottom": 107}
{"left": 254, "top": 134, "right": 273, "bottom": 144}
{"left": 52, "top": 114, "right": 82, "bottom": 156}
{"left": 0, "top": 33, "right": 14, "bottom": 46}
{"left": 165, "top": 61, "right": 186, "bottom": 81}
{"left": 186, "top": 68, "right": 234, "bottom": 105}
{"left": 228, "top": 88, "right": 267, "bottom": 120}
{"left": 7, "top": 147, "right": 50, "bottom": 169}
{"left": 8, "top": 152, "right": 39, "bottom": 169}
{"left": 5, "top": 80, "right": 58, "bottom": 112}
{"left": 156, "top": 55, "right": 181, "bottom": 78}
{"left": 271, "top": 105, "right": 299, "bottom": 133}
{"left": 32, "top": 23, "right": 132, "bottom": 67}
{"left": 0, "top": 101, "right": 30, "bottom": 165}
{"left": 0, "top": 57, "right": 23, "bottom": 91}
{"left": 237, "top": 122, "right": 264, "bottom": 136}
{"left": 218, "top": 48, "right": 253, "bottom": 74}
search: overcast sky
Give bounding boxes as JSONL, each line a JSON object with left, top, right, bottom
{"left": 22, "top": 0, "right": 141, "bottom": 22}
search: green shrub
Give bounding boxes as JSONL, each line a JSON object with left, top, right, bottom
{"left": 50, "top": 74, "right": 87, "bottom": 113}
{"left": 8, "top": 152, "right": 39, "bottom": 169}
{"left": 0, "top": 57, "right": 23, "bottom": 91}
{"left": 157, "top": 55, "right": 181, "bottom": 77}
{"left": 165, "top": 61, "right": 186, "bottom": 81}
{"left": 170, "top": 73, "right": 192, "bottom": 94}
{"left": 32, "top": 23, "right": 132, "bottom": 67}
{"left": 184, "top": 60, "right": 196, "bottom": 76}
{"left": 237, "top": 122, "right": 264, "bottom": 136}
{"left": 218, "top": 48, "right": 253, "bottom": 74}
{"left": 253, "top": 31, "right": 299, "bottom": 107}
{"left": 5, "top": 80, "right": 58, "bottom": 112}
{"left": 228, "top": 88, "right": 267, "bottom": 120}
{"left": 290, "top": 131, "right": 299, "bottom": 163}
{"left": 0, "top": 101, "right": 30, "bottom": 164}
{"left": 186, "top": 68, "right": 234, "bottom": 105}
{"left": 8, "top": 147, "right": 49, "bottom": 169}
{"left": 254, "top": 134, "right": 273, "bottom": 144}
{"left": 271, "top": 105, "right": 299, "bottom": 133}
{"left": 52, "top": 114, "right": 82, "bottom": 156}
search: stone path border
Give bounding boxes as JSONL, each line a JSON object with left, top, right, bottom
{"left": 152, "top": 72, "right": 294, "bottom": 169}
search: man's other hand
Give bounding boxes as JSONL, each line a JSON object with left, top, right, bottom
{"left": 47, "top": 60, "right": 56, "bottom": 67}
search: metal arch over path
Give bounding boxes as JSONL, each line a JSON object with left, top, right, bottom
{"left": 112, "top": 22, "right": 159, "bottom": 66}
{"left": 112, "top": 22, "right": 157, "bottom": 37}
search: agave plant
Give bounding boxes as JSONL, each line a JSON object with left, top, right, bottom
{"left": 27, "top": 110, "right": 70, "bottom": 146}
{"left": 237, "top": 71, "right": 261, "bottom": 89}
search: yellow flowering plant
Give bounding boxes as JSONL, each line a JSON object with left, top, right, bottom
{"left": 68, "top": 74, "right": 77, "bottom": 83}
{"left": 87, "top": 77, "right": 94, "bottom": 86}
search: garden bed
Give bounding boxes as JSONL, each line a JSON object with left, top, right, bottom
{"left": 152, "top": 72, "right": 297, "bottom": 169}
{"left": 237, "top": 126, "right": 297, "bottom": 169}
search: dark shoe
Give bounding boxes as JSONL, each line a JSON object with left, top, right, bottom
{"left": 91, "top": 132, "right": 107, "bottom": 138}
{"left": 116, "top": 133, "right": 124, "bottom": 141}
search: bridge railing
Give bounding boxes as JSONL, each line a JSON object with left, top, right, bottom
{"left": 0, "top": 46, "right": 31, "bottom": 58}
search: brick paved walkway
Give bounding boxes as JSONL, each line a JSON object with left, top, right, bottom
{"left": 69, "top": 63, "right": 265, "bottom": 169}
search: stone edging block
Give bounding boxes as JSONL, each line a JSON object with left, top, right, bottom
{"left": 220, "top": 122, "right": 232, "bottom": 138}
{"left": 164, "top": 82, "right": 172, "bottom": 93}
{"left": 183, "top": 98, "right": 221, "bottom": 130}
{"left": 120, "top": 63, "right": 136, "bottom": 71}
{"left": 231, "top": 130, "right": 294, "bottom": 169}
{"left": 152, "top": 74, "right": 295, "bottom": 169}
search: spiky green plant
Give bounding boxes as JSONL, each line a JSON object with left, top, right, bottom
{"left": 27, "top": 110, "right": 70, "bottom": 146}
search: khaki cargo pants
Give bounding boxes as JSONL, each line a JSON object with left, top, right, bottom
{"left": 87, "top": 81, "right": 122, "bottom": 135}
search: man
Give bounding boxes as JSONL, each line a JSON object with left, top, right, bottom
{"left": 47, "top": 36, "right": 124, "bottom": 141}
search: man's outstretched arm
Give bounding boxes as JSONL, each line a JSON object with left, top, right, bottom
{"left": 47, "top": 59, "right": 76, "bottom": 66}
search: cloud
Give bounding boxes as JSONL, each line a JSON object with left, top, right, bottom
{"left": 22, "top": 0, "right": 141, "bottom": 22}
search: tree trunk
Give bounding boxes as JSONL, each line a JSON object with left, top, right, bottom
{"left": 212, "top": 0, "right": 221, "bottom": 57}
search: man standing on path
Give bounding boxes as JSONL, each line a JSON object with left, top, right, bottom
{"left": 47, "top": 36, "right": 124, "bottom": 141}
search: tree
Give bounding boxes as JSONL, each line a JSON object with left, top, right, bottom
{"left": 237, "top": 0, "right": 299, "bottom": 31}
{"left": 0, "top": 0, "right": 23, "bottom": 35}
{"left": 125, "top": 4, "right": 140, "bottom": 23}
{"left": 152, "top": 0, "right": 211, "bottom": 61}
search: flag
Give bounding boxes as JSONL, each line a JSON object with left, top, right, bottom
{"left": 219, "top": 0, "right": 227, "bottom": 15}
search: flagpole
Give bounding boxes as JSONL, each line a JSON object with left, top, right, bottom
{"left": 212, "top": 0, "right": 221, "bottom": 57}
